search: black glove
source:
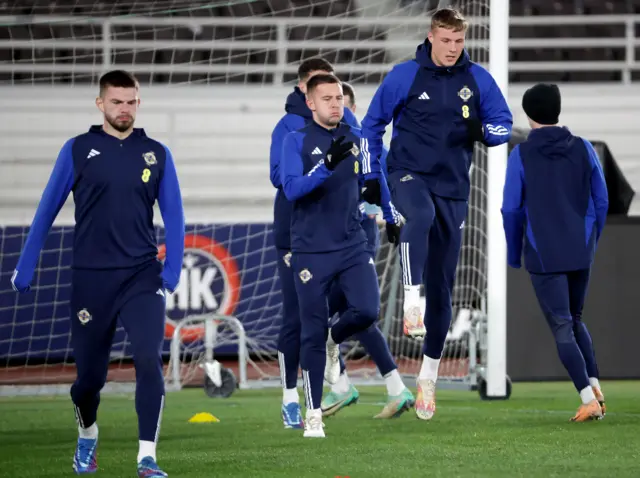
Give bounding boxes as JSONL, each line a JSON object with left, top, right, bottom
{"left": 386, "top": 222, "right": 401, "bottom": 247}
{"left": 361, "top": 179, "right": 381, "bottom": 206}
{"left": 324, "top": 135, "right": 354, "bottom": 171}
{"left": 464, "top": 118, "right": 484, "bottom": 143}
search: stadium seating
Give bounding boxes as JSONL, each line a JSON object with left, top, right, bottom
{"left": 3, "top": 0, "right": 640, "bottom": 85}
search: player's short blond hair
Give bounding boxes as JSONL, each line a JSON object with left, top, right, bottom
{"left": 430, "top": 7, "right": 468, "bottom": 33}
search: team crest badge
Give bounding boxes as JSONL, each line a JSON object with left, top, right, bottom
{"left": 351, "top": 143, "right": 360, "bottom": 157}
{"left": 77, "top": 308, "right": 92, "bottom": 325}
{"left": 458, "top": 86, "right": 473, "bottom": 102}
{"left": 283, "top": 251, "right": 292, "bottom": 268}
{"left": 299, "top": 269, "right": 312, "bottom": 283}
{"left": 143, "top": 151, "right": 157, "bottom": 166}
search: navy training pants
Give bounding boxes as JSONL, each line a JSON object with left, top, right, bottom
{"left": 70, "top": 259, "right": 166, "bottom": 442}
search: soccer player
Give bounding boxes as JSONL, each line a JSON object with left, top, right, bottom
{"left": 360, "top": 7, "right": 513, "bottom": 420}
{"left": 502, "top": 83, "right": 607, "bottom": 422}
{"left": 270, "top": 59, "right": 408, "bottom": 428}
{"left": 321, "top": 83, "right": 414, "bottom": 419}
{"left": 11, "top": 70, "right": 185, "bottom": 476}
{"left": 270, "top": 58, "right": 359, "bottom": 428}
{"left": 280, "top": 74, "right": 403, "bottom": 437}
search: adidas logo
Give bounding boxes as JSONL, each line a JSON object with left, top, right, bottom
{"left": 87, "top": 149, "right": 100, "bottom": 159}
{"left": 312, "top": 147, "right": 322, "bottom": 155}
{"left": 418, "top": 92, "right": 430, "bottom": 100}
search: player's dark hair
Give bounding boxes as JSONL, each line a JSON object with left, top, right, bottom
{"left": 306, "top": 74, "right": 342, "bottom": 95}
{"left": 99, "top": 70, "right": 139, "bottom": 96}
{"left": 341, "top": 81, "right": 355, "bottom": 106}
{"left": 297, "top": 58, "right": 334, "bottom": 81}
{"left": 431, "top": 7, "right": 468, "bottom": 32}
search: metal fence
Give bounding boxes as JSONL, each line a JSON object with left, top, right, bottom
{"left": 0, "top": 14, "right": 639, "bottom": 84}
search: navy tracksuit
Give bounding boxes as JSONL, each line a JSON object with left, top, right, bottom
{"left": 269, "top": 88, "right": 395, "bottom": 391}
{"left": 280, "top": 120, "right": 397, "bottom": 409}
{"left": 12, "top": 126, "right": 185, "bottom": 440}
{"left": 361, "top": 41, "right": 513, "bottom": 359}
{"left": 327, "top": 208, "right": 396, "bottom": 379}
{"left": 502, "top": 126, "right": 608, "bottom": 391}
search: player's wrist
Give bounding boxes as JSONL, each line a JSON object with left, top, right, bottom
{"left": 318, "top": 159, "right": 333, "bottom": 174}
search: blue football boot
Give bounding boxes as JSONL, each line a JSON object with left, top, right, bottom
{"left": 137, "top": 456, "right": 168, "bottom": 477}
{"left": 281, "top": 402, "right": 304, "bottom": 429}
{"left": 73, "top": 437, "right": 98, "bottom": 474}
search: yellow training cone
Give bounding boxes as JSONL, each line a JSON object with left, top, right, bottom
{"left": 188, "top": 412, "right": 220, "bottom": 423}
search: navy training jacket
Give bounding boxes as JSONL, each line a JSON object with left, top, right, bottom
{"left": 12, "top": 126, "right": 185, "bottom": 293}
{"left": 361, "top": 41, "right": 513, "bottom": 200}
{"left": 270, "top": 87, "right": 361, "bottom": 249}
{"left": 280, "top": 121, "right": 399, "bottom": 254}
{"left": 501, "top": 126, "right": 608, "bottom": 274}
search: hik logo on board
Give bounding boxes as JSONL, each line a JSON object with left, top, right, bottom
{"left": 157, "top": 234, "right": 240, "bottom": 342}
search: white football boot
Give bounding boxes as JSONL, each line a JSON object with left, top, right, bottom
{"left": 403, "top": 305, "right": 426, "bottom": 337}
{"left": 303, "top": 409, "right": 325, "bottom": 438}
{"left": 324, "top": 331, "right": 341, "bottom": 384}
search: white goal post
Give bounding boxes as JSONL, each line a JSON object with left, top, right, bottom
{"left": 486, "top": 0, "right": 510, "bottom": 398}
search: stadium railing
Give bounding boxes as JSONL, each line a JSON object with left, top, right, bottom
{"left": 0, "top": 14, "right": 639, "bottom": 84}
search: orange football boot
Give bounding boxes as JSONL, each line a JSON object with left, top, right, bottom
{"left": 570, "top": 399, "right": 603, "bottom": 422}
{"left": 415, "top": 378, "right": 436, "bottom": 420}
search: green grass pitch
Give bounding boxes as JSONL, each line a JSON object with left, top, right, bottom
{"left": 1, "top": 381, "right": 640, "bottom": 478}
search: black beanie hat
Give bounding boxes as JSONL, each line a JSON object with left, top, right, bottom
{"left": 522, "top": 83, "right": 561, "bottom": 125}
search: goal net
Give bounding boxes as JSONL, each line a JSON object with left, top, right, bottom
{"left": 0, "top": 0, "right": 498, "bottom": 395}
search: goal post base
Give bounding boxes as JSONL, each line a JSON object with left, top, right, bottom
{"left": 167, "top": 313, "right": 249, "bottom": 392}
{"left": 477, "top": 373, "right": 513, "bottom": 400}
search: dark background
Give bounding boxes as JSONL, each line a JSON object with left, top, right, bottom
{"left": 507, "top": 212, "right": 638, "bottom": 380}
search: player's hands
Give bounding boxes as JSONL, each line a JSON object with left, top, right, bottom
{"left": 361, "top": 179, "right": 381, "bottom": 206}
{"left": 385, "top": 212, "right": 405, "bottom": 247}
{"left": 464, "top": 118, "right": 485, "bottom": 143}
{"left": 324, "top": 135, "right": 354, "bottom": 171}
{"left": 161, "top": 268, "right": 178, "bottom": 294}
{"left": 11, "top": 269, "right": 31, "bottom": 293}
{"left": 386, "top": 223, "right": 402, "bottom": 247}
